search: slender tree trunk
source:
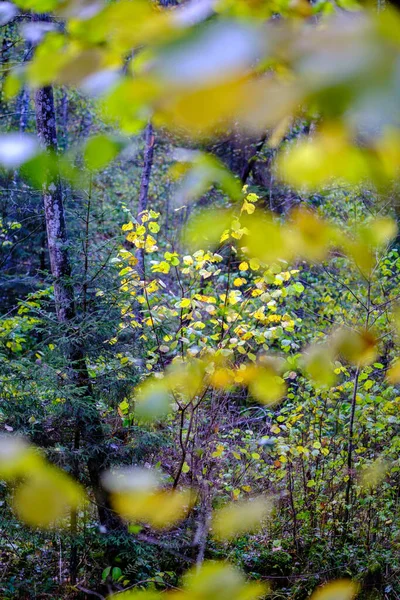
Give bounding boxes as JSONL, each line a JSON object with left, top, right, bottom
{"left": 17, "top": 87, "right": 30, "bottom": 133}
{"left": 59, "top": 88, "right": 69, "bottom": 151}
{"left": 34, "top": 86, "right": 76, "bottom": 322}
{"left": 343, "top": 367, "right": 360, "bottom": 535}
{"left": 34, "top": 85, "right": 123, "bottom": 552}
{"left": 240, "top": 133, "right": 267, "bottom": 184}
{"left": 136, "top": 121, "right": 155, "bottom": 279}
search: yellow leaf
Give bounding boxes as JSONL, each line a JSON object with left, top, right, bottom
{"left": 288, "top": 208, "right": 332, "bottom": 262}
{"left": 146, "top": 280, "right": 159, "bottom": 294}
{"left": 166, "top": 359, "right": 206, "bottom": 402}
{"left": 148, "top": 221, "right": 160, "bottom": 233}
{"left": 151, "top": 261, "right": 170, "bottom": 274}
{"left": 303, "top": 344, "right": 336, "bottom": 387}
{"left": 179, "top": 298, "right": 191, "bottom": 308}
{"left": 183, "top": 208, "right": 233, "bottom": 252}
{"left": 13, "top": 466, "right": 84, "bottom": 528}
{"left": 234, "top": 277, "right": 246, "bottom": 286}
{"left": 112, "top": 488, "right": 193, "bottom": 529}
{"left": 249, "top": 367, "right": 286, "bottom": 406}
{"left": 359, "top": 458, "right": 389, "bottom": 490}
{"left": 210, "top": 368, "right": 234, "bottom": 389}
{"left": 311, "top": 580, "right": 359, "bottom": 600}
{"left": 249, "top": 258, "right": 260, "bottom": 271}
{"left": 211, "top": 496, "right": 272, "bottom": 541}
{"left": 212, "top": 444, "right": 225, "bottom": 458}
{"left": 387, "top": 358, "right": 400, "bottom": 383}
{"left": 0, "top": 436, "right": 43, "bottom": 481}
{"left": 253, "top": 307, "right": 265, "bottom": 321}
{"left": 134, "top": 377, "right": 172, "bottom": 421}
{"left": 357, "top": 216, "right": 397, "bottom": 248}
{"left": 278, "top": 126, "right": 370, "bottom": 189}
{"left": 241, "top": 200, "right": 255, "bottom": 215}
{"left": 228, "top": 290, "right": 241, "bottom": 305}
{"left": 342, "top": 239, "right": 375, "bottom": 274}
{"left": 268, "top": 115, "right": 292, "bottom": 148}
{"left": 155, "top": 78, "right": 248, "bottom": 138}
{"left": 122, "top": 221, "right": 133, "bottom": 231}
{"left": 333, "top": 329, "right": 377, "bottom": 367}
{"left": 183, "top": 561, "right": 268, "bottom": 600}
{"left": 243, "top": 214, "right": 288, "bottom": 265}
{"left": 84, "top": 134, "right": 120, "bottom": 171}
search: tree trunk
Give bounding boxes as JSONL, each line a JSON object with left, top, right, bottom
{"left": 34, "top": 86, "right": 76, "bottom": 322}
{"left": 136, "top": 121, "right": 155, "bottom": 279}
{"left": 34, "top": 85, "right": 123, "bottom": 543}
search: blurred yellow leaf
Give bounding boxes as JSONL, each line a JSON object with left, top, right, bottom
{"left": 3, "top": 71, "right": 22, "bottom": 100}
{"left": 172, "top": 150, "right": 242, "bottom": 205}
{"left": 166, "top": 359, "right": 206, "bottom": 402}
{"left": 112, "top": 488, "right": 193, "bottom": 529}
{"left": 333, "top": 329, "right": 377, "bottom": 366}
{"left": 268, "top": 116, "right": 292, "bottom": 149}
{"left": 84, "top": 134, "right": 121, "bottom": 170}
{"left": 182, "top": 209, "right": 233, "bottom": 252}
{"left": 278, "top": 127, "right": 369, "bottom": 190}
{"left": 242, "top": 213, "right": 289, "bottom": 265}
{"left": 303, "top": 344, "right": 336, "bottom": 387}
{"left": 183, "top": 562, "right": 267, "bottom": 600}
{"left": 288, "top": 208, "right": 333, "bottom": 262}
{"left": 341, "top": 216, "right": 397, "bottom": 273}
{"left": 386, "top": 358, "right": 400, "bottom": 383}
{"left": 134, "top": 377, "right": 173, "bottom": 421}
{"left": 311, "top": 580, "right": 359, "bottom": 600}
{"left": 0, "top": 435, "right": 44, "bottom": 480}
{"left": 211, "top": 496, "right": 272, "bottom": 540}
{"left": 13, "top": 466, "right": 84, "bottom": 528}
{"left": 103, "top": 466, "right": 159, "bottom": 494}
{"left": 102, "top": 77, "right": 160, "bottom": 134}
{"left": 341, "top": 239, "right": 375, "bottom": 274}
{"left": 359, "top": 458, "right": 389, "bottom": 490}
{"left": 68, "top": 0, "right": 173, "bottom": 52}
{"left": 357, "top": 216, "right": 397, "bottom": 248}
{"left": 209, "top": 367, "right": 234, "bottom": 389}
{"left": 248, "top": 364, "right": 286, "bottom": 405}
{"left": 27, "top": 32, "right": 68, "bottom": 86}
{"left": 155, "top": 78, "right": 248, "bottom": 139}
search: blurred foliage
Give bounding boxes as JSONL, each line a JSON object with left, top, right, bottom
{"left": 1, "top": 0, "right": 400, "bottom": 598}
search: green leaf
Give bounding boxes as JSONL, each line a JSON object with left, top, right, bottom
{"left": 84, "top": 135, "right": 122, "bottom": 171}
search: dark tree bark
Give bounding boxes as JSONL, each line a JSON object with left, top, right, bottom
{"left": 18, "top": 87, "right": 30, "bottom": 134}
{"left": 239, "top": 133, "right": 268, "bottom": 184}
{"left": 34, "top": 86, "right": 76, "bottom": 322}
{"left": 58, "top": 88, "right": 69, "bottom": 151}
{"left": 136, "top": 121, "right": 155, "bottom": 279}
{"left": 34, "top": 85, "right": 123, "bottom": 547}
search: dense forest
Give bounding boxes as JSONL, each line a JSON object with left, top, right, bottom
{"left": 1, "top": 0, "right": 400, "bottom": 598}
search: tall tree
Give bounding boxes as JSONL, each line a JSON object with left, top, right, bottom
{"left": 34, "top": 85, "right": 123, "bottom": 542}
{"left": 136, "top": 121, "right": 155, "bottom": 279}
